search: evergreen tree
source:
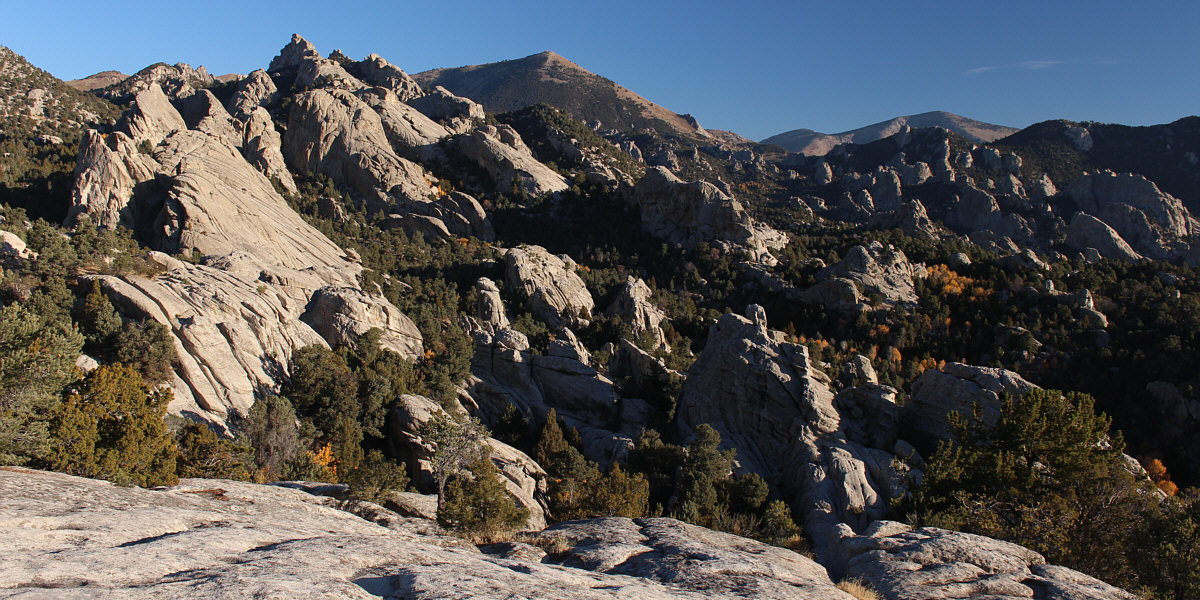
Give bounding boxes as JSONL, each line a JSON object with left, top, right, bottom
{"left": 437, "top": 449, "right": 529, "bottom": 537}
{"left": 47, "top": 364, "right": 178, "bottom": 487}
{"left": 175, "top": 421, "right": 254, "bottom": 481}
{"left": 242, "top": 395, "right": 300, "bottom": 480}
{"left": 910, "top": 388, "right": 1154, "bottom": 587}
{"left": 0, "top": 302, "right": 83, "bottom": 463}
{"left": 418, "top": 410, "right": 488, "bottom": 507}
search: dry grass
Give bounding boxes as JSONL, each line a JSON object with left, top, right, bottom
{"left": 837, "top": 578, "right": 880, "bottom": 600}
{"left": 519, "top": 532, "right": 575, "bottom": 557}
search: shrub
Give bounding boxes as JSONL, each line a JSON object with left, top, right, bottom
{"left": 437, "top": 449, "right": 529, "bottom": 538}
{"left": 175, "top": 421, "right": 254, "bottom": 481}
{"left": 46, "top": 364, "right": 178, "bottom": 487}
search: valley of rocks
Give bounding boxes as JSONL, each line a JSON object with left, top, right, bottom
{"left": 1, "top": 33, "right": 1198, "bottom": 599}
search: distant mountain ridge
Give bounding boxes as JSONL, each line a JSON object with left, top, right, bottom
{"left": 762, "top": 111, "right": 1018, "bottom": 155}
{"left": 414, "top": 51, "right": 708, "bottom": 139}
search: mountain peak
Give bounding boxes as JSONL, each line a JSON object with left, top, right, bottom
{"left": 762, "top": 111, "right": 1018, "bottom": 155}
{"left": 415, "top": 53, "right": 707, "bottom": 138}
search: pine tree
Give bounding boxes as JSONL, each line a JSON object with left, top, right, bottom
{"left": 242, "top": 395, "right": 300, "bottom": 480}
{"left": 437, "top": 449, "right": 529, "bottom": 537}
{"left": 47, "top": 364, "right": 178, "bottom": 487}
{"left": 175, "top": 421, "right": 254, "bottom": 481}
{"left": 0, "top": 302, "right": 83, "bottom": 463}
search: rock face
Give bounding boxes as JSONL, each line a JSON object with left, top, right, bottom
{"left": 604, "top": 276, "right": 669, "bottom": 351}
{"left": 67, "top": 129, "right": 159, "bottom": 228}
{"left": 284, "top": 88, "right": 436, "bottom": 208}
{"left": 474, "top": 277, "right": 510, "bottom": 329}
{"left": 817, "top": 241, "right": 926, "bottom": 305}
{"left": 504, "top": 244, "right": 594, "bottom": 328}
{"left": 386, "top": 191, "right": 494, "bottom": 241}
{"left": 225, "top": 68, "right": 278, "bottom": 120}
{"left": 357, "top": 87, "right": 449, "bottom": 158}
{"left": 462, "top": 326, "right": 633, "bottom": 466}
{"left": 354, "top": 53, "right": 424, "bottom": 102}
{"left": 633, "top": 166, "right": 786, "bottom": 264}
{"left": 150, "top": 128, "right": 361, "bottom": 287}
{"left": 90, "top": 254, "right": 329, "bottom": 420}
{"left": 1066, "top": 170, "right": 1196, "bottom": 259}
{"left": 386, "top": 393, "right": 548, "bottom": 530}
{"left": 1, "top": 467, "right": 862, "bottom": 599}
{"left": 301, "top": 286, "right": 423, "bottom": 359}
{"left": 268, "top": 33, "right": 321, "bottom": 73}
{"left": 451, "top": 124, "right": 569, "bottom": 197}
{"left": 675, "top": 306, "right": 917, "bottom": 553}
{"left": 175, "top": 89, "right": 242, "bottom": 149}
{"left": 905, "top": 362, "right": 1039, "bottom": 445}
{"left": 242, "top": 106, "right": 298, "bottom": 193}
{"left": 408, "top": 85, "right": 486, "bottom": 134}
{"left": 1066, "top": 212, "right": 1144, "bottom": 262}
{"left": 832, "top": 522, "right": 1137, "bottom": 600}
{"left": 114, "top": 84, "right": 188, "bottom": 147}
{"left": 545, "top": 517, "right": 853, "bottom": 600}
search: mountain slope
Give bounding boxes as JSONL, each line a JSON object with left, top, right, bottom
{"left": 992, "top": 116, "right": 1200, "bottom": 209}
{"left": 0, "top": 45, "right": 120, "bottom": 220}
{"left": 66, "top": 70, "right": 129, "bottom": 91}
{"left": 414, "top": 51, "right": 707, "bottom": 138}
{"left": 763, "top": 110, "right": 1017, "bottom": 155}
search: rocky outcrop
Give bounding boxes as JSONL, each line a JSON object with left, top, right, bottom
{"left": 242, "top": 106, "right": 298, "bottom": 193}
{"left": 114, "top": 84, "right": 188, "bottom": 147}
{"left": 1066, "top": 212, "right": 1144, "bottom": 262}
{"left": 151, "top": 129, "right": 361, "bottom": 288}
{"left": 450, "top": 124, "right": 570, "bottom": 197}
{"left": 3, "top": 467, "right": 858, "bottom": 599}
{"left": 462, "top": 327, "right": 635, "bottom": 467}
{"left": 225, "top": 68, "right": 278, "bottom": 120}
{"left": 409, "top": 85, "right": 486, "bottom": 134}
{"left": 504, "top": 245, "right": 594, "bottom": 328}
{"left": 284, "top": 88, "right": 435, "bottom": 208}
{"left": 474, "top": 277, "right": 510, "bottom": 329}
{"left": 387, "top": 394, "right": 547, "bottom": 530}
{"left": 675, "top": 306, "right": 918, "bottom": 553}
{"left": 295, "top": 58, "right": 366, "bottom": 91}
{"left": 872, "top": 199, "right": 938, "bottom": 239}
{"left": 604, "top": 276, "right": 669, "bottom": 351}
{"left": 90, "top": 253, "right": 328, "bottom": 420}
{"left": 816, "top": 241, "right": 926, "bottom": 305}
{"left": 799, "top": 277, "right": 863, "bottom": 312}
{"left": 947, "top": 184, "right": 1003, "bottom": 233}
{"left": 0, "top": 230, "right": 32, "bottom": 259}
{"left": 301, "top": 286, "right": 423, "bottom": 359}
{"left": 268, "top": 33, "right": 321, "bottom": 73}
{"left": 382, "top": 191, "right": 493, "bottom": 242}
{"left": 67, "top": 129, "right": 158, "bottom": 228}
{"left": 1066, "top": 170, "right": 1196, "bottom": 259}
{"left": 632, "top": 166, "right": 786, "bottom": 264}
{"left": 97, "top": 62, "right": 214, "bottom": 103}
{"left": 904, "top": 362, "right": 1039, "bottom": 445}
{"left": 546, "top": 517, "right": 853, "bottom": 599}
{"left": 175, "top": 89, "right": 242, "bottom": 149}
{"left": 354, "top": 53, "right": 424, "bottom": 101}
{"left": 832, "top": 521, "right": 1137, "bottom": 600}
{"left": 357, "top": 87, "right": 448, "bottom": 158}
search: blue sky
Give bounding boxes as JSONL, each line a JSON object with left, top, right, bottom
{"left": 3, "top": 1, "right": 1197, "bottom": 140}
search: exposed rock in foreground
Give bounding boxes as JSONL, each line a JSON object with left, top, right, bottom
{"left": 830, "top": 521, "right": 1136, "bottom": 600}
{"left": 0, "top": 468, "right": 854, "bottom": 599}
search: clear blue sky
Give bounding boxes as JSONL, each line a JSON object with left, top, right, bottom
{"left": 3, "top": 1, "right": 1197, "bottom": 140}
